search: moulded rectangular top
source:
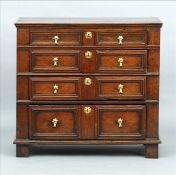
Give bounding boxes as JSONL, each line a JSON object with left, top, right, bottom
{"left": 15, "top": 17, "right": 162, "bottom": 27}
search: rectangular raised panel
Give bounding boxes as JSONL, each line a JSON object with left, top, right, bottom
{"left": 96, "top": 50, "right": 147, "bottom": 73}
{"left": 29, "top": 105, "right": 79, "bottom": 139}
{"left": 29, "top": 77, "right": 81, "bottom": 100}
{"left": 31, "top": 50, "right": 81, "bottom": 72}
{"left": 96, "top": 105, "right": 146, "bottom": 139}
{"left": 96, "top": 31, "right": 147, "bottom": 46}
{"left": 96, "top": 76, "right": 146, "bottom": 100}
{"left": 30, "top": 32, "right": 81, "bottom": 46}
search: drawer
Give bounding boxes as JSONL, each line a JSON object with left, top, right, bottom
{"left": 29, "top": 76, "right": 146, "bottom": 101}
{"left": 28, "top": 105, "right": 146, "bottom": 140}
{"left": 96, "top": 76, "right": 146, "bottom": 100}
{"left": 31, "top": 50, "right": 81, "bottom": 72}
{"left": 96, "top": 50, "right": 147, "bottom": 73}
{"left": 96, "top": 105, "right": 146, "bottom": 139}
{"left": 29, "top": 105, "right": 79, "bottom": 139}
{"left": 29, "top": 77, "right": 81, "bottom": 100}
{"left": 30, "top": 32, "right": 81, "bottom": 46}
{"left": 96, "top": 31, "right": 147, "bottom": 46}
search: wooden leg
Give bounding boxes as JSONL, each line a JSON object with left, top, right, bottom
{"left": 16, "top": 145, "right": 30, "bottom": 157}
{"left": 145, "top": 144, "right": 158, "bottom": 158}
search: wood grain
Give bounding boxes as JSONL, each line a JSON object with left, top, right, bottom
{"left": 15, "top": 18, "right": 162, "bottom": 158}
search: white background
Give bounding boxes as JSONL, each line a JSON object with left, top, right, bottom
{"left": 0, "top": 1, "right": 176, "bottom": 175}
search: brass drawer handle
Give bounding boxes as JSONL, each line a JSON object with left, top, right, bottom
{"left": 53, "top": 57, "right": 59, "bottom": 66}
{"left": 52, "top": 118, "right": 59, "bottom": 128}
{"left": 85, "top": 32, "right": 92, "bottom": 39}
{"left": 117, "top": 84, "right": 124, "bottom": 94}
{"left": 84, "top": 77, "right": 92, "bottom": 86}
{"left": 52, "top": 35, "right": 60, "bottom": 44}
{"left": 85, "top": 51, "right": 92, "bottom": 59}
{"left": 116, "top": 118, "right": 123, "bottom": 128}
{"left": 84, "top": 106, "right": 92, "bottom": 114}
{"left": 118, "top": 57, "right": 124, "bottom": 67}
{"left": 117, "top": 35, "right": 123, "bottom": 44}
{"left": 53, "top": 84, "right": 59, "bottom": 94}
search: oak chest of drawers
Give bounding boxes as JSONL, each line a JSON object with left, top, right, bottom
{"left": 14, "top": 17, "right": 162, "bottom": 158}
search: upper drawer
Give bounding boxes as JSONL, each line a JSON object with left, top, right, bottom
{"left": 29, "top": 77, "right": 81, "bottom": 100}
{"left": 97, "top": 76, "right": 146, "bottom": 100}
{"left": 96, "top": 50, "right": 147, "bottom": 73}
{"left": 31, "top": 50, "right": 81, "bottom": 72}
{"left": 30, "top": 32, "right": 81, "bottom": 46}
{"left": 96, "top": 31, "right": 147, "bottom": 46}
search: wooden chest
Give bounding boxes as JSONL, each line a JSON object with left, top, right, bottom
{"left": 14, "top": 17, "right": 162, "bottom": 158}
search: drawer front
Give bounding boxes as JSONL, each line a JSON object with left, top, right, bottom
{"left": 96, "top": 76, "right": 146, "bottom": 100}
{"left": 28, "top": 105, "right": 146, "bottom": 140}
{"left": 29, "top": 77, "right": 81, "bottom": 100}
{"left": 96, "top": 31, "right": 147, "bottom": 46}
{"left": 96, "top": 50, "right": 147, "bottom": 73}
{"left": 31, "top": 50, "right": 81, "bottom": 72}
{"left": 29, "top": 105, "right": 79, "bottom": 139}
{"left": 30, "top": 32, "right": 81, "bottom": 46}
{"left": 96, "top": 105, "right": 146, "bottom": 139}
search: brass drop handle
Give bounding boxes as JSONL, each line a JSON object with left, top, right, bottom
{"left": 53, "top": 57, "right": 59, "bottom": 66}
{"left": 117, "top": 84, "right": 124, "bottom": 94}
{"left": 53, "top": 84, "right": 59, "bottom": 94}
{"left": 85, "top": 51, "right": 92, "bottom": 59}
{"left": 116, "top": 118, "right": 123, "bottom": 128}
{"left": 52, "top": 35, "right": 60, "bottom": 44}
{"left": 118, "top": 35, "right": 123, "bottom": 44}
{"left": 84, "top": 77, "right": 92, "bottom": 86}
{"left": 84, "top": 106, "right": 92, "bottom": 114}
{"left": 52, "top": 118, "right": 59, "bottom": 128}
{"left": 85, "top": 32, "right": 92, "bottom": 39}
{"left": 118, "top": 57, "right": 124, "bottom": 67}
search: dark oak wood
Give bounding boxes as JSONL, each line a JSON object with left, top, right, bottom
{"left": 96, "top": 105, "right": 146, "bottom": 139}
{"left": 15, "top": 17, "right": 162, "bottom": 158}
{"left": 96, "top": 76, "right": 146, "bottom": 100}
{"left": 29, "top": 77, "right": 81, "bottom": 100}
{"left": 80, "top": 105, "right": 96, "bottom": 139}
{"left": 96, "top": 31, "right": 147, "bottom": 46}
{"left": 14, "top": 139, "right": 161, "bottom": 145}
{"left": 29, "top": 105, "right": 79, "bottom": 139}
{"left": 17, "top": 100, "right": 159, "bottom": 104}
{"left": 30, "top": 50, "right": 81, "bottom": 73}
{"left": 145, "top": 144, "right": 158, "bottom": 158}
{"left": 96, "top": 50, "right": 147, "bottom": 73}
{"left": 16, "top": 145, "right": 29, "bottom": 157}
{"left": 30, "top": 32, "right": 81, "bottom": 46}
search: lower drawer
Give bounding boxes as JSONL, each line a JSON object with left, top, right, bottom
{"left": 96, "top": 105, "right": 146, "bottom": 139}
{"left": 29, "top": 105, "right": 79, "bottom": 139}
{"left": 29, "top": 105, "right": 146, "bottom": 140}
